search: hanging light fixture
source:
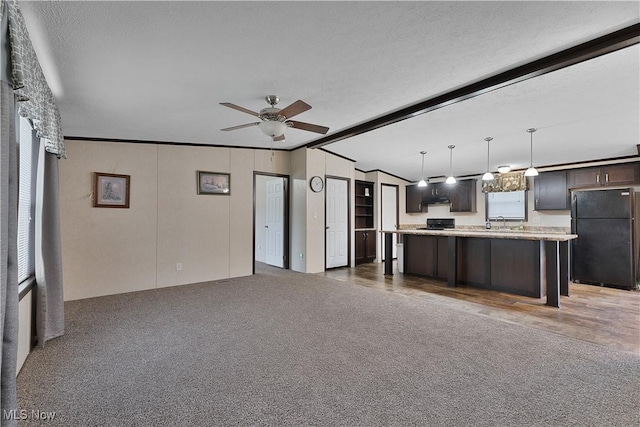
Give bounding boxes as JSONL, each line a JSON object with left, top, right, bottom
{"left": 482, "top": 137, "right": 494, "bottom": 181}
{"left": 418, "top": 151, "right": 428, "bottom": 187}
{"left": 524, "top": 128, "right": 539, "bottom": 177}
{"left": 446, "top": 145, "right": 456, "bottom": 184}
{"left": 497, "top": 165, "right": 511, "bottom": 174}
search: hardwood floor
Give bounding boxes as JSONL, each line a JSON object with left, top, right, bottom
{"left": 320, "top": 261, "right": 640, "bottom": 354}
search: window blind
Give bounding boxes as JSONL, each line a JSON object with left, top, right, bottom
{"left": 17, "top": 115, "right": 37, "bottom": 283}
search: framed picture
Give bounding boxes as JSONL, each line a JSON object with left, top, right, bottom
{"left": 93, "top": 173, "right": 130, "bottom": 208}
{"left": 197, "top": 171, "right": 230, "bottom": 195}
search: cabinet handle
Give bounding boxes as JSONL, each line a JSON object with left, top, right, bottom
{"left": 596, "top": 174, "right": 600, "bottom": 184}
{"left": 605, "top": 173, "right": 609, "bottom": 183}
{"left": 418, "top": 203, "right": 421, "bottom": 210}
{"left": 364, "top": 233, "right": 367, "bottom": 240}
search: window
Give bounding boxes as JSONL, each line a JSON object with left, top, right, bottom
{"left": 17, "top": 116, "right": 39, "bottom": 284}
{"left": 486, "top": 190, "right": 527, "bottom": 221}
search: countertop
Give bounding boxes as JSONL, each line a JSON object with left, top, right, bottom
{"left": 381, "top": 228, "right": 578, "bottom": 242}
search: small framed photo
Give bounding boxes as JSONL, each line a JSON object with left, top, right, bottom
{"left": 93, "top": 173, "right": 130, "bottom": 208}
{"left": 197, "top": 171, "right": 230, "bottom": 195}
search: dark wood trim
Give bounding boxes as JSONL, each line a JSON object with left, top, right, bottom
{"left": 252, "top": 172, "right": 291, "bottom": 275}
{"left": 304, "top": 24, "right": 640, "bottom": 150}
{"left": 360, "top": 169, "right": 412, "bottom": 183}
{"left": 521, "top": 156, "right": 640, "bottom": 173}
{"left": 325, "top": 175, "right": 351, "bottom": 269}
{"left": 65, "top": 136, "right": 290, "bottom": 152}
{"left": 318, "top": 147, "right": 356, "bottom": 163}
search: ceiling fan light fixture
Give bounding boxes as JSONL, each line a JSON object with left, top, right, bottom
{"left": 258, "top": 120, "right": 287, "bottom": 138}
{"left": 497, "top": 165, "right": 511, "bottom": 174}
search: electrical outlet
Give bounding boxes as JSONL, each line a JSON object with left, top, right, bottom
{"left": 176, "top": 262, "right": 183, "bottom": 271}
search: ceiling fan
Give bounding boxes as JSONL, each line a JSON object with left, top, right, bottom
{"left": 220, "top": 95, "right": 329, "bottom": 142}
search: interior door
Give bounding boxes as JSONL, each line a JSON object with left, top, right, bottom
{"left": 265, "top": 178, "right": 284, "bottom": 267}
{"left": 326, "top": 178, "right": 348, "bottom": 268}
{"left": 381, "top": 184, "right": 398, "bottom": 260}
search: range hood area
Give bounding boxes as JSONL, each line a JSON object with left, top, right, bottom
{"left": 422, "top": 182, "right": 450, "bottom": 205}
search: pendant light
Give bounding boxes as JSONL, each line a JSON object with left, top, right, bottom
{"left": 417, "top": 151, "right": 428, "bottom": 187}
{"left": 445, "top": 145, "right": 456, "bottom": 184}
{"left": 524, "top": 128, "right": 539, "bottom": 177}
{"left": 497, "top": 165, "right": 511, "bottom": 173}
{"left": 482, "top": 137, "right": 494, "bottom": 181}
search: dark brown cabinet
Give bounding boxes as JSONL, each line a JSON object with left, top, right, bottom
{"left": 406, "top": 184, "right": 427, "bottom": 213}
{"left": 355, "top": 230, "right": 376, "bottom": 265}
{"left": 425, "top": 182, "right": 449, "bottom": 203}
{"left": 602, "top": 163, "right": 640, "bottom": 186}
{"left": 355, "top": 180, "right": 374, "bottom": 229}
{"left": 534, "top": 171, "right": 569, "bottom": 210}
{"left": 449, "top": 179, "right": 476, "bottom": 212}
{"left": 568, "top": 163, "right": 640, "bottom": 189}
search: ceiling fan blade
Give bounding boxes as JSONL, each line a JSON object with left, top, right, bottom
{"left": 220, "top": 102, "right": 260, "bottom": 117}
{"left": 278, "top": 100, "right": 311, "bottom": 119}
{"left": 273, "top": 134, "right": 286, "bottom": 142}
{"left": 220, "top": 122, "right": 260, "bottom": 131}
{"left": 288, "top": 120, "right": 329, "bottom": 134}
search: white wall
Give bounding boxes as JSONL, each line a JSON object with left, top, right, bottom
{"left": 60, "top": 140, "right": 291, "bottom": 301}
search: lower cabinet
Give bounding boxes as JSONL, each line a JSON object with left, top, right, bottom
{"left": 355, "top": 230, "right": 376, "bottom": 265}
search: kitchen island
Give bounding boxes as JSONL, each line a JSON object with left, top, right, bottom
{"left": 381, "top": 229, "right": 578, "bottom": 308}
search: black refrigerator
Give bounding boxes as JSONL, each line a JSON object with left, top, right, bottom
{"left": 571, "top": 188, "right": 638, "bottom": 289}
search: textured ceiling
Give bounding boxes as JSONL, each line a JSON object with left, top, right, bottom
{"left": 20, "top": 1, "right": 640, "bottom": 180}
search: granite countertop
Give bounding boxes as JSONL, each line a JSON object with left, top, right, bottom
{"left": 381, "top": 228, "right": 578, "bottom": 242}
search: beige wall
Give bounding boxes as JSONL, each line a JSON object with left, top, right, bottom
{"left": 60, "top": 141, "right": 159, "bottom": 300}
{"left": 60, "top": 140, "right": 291, "bottom": 301}
{"left": 288, "top": 148, "right": 355, "bottom": 273}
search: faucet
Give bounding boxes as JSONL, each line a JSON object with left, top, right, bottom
{"left": 496, "top": 216, "right": 506, "bottom": 230}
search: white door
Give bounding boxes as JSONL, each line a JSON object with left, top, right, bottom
{"left": 381, "top": 185, "right": 398, "bottom": 260}
{"left": 326, "top": 178, "right": 348, "bottom": 268}
{"left": 265, "top": 178, "right": 284, "bottom": 267}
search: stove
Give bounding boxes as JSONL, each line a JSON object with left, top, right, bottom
{"left": 426, "top": 218, "right": 455, "bottom": 230}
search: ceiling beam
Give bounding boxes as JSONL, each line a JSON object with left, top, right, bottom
{"left": 304, "top": 23, "right": 640, "bottom": 150}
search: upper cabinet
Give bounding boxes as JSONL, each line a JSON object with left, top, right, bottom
{"left": 449, "top": 179, "right": 476, "bottom": 212}
{"left": 406, "top": 184, "right": 427, "bottom": 213}
{"left": 534, "top": 171, "right": 569, "bottom": 210}
{"left": 355, "top": 180, "right": 374, "bottom": 229}
{"left": 568, "top": 163, "right": 640, "bottom": 189}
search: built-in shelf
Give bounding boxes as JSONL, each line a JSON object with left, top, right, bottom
{"left": 355, "top": 180, "right": 374, "bottom": 232}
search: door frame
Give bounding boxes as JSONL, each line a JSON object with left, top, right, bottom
{"left": 253, "top": 172, "right": 290, "bottom": 274}
{"left": 381, "top": 183, "right": 399, "bottom": 261}
{"left": 324, "top": 175, "right": 351, "bottom": 270}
